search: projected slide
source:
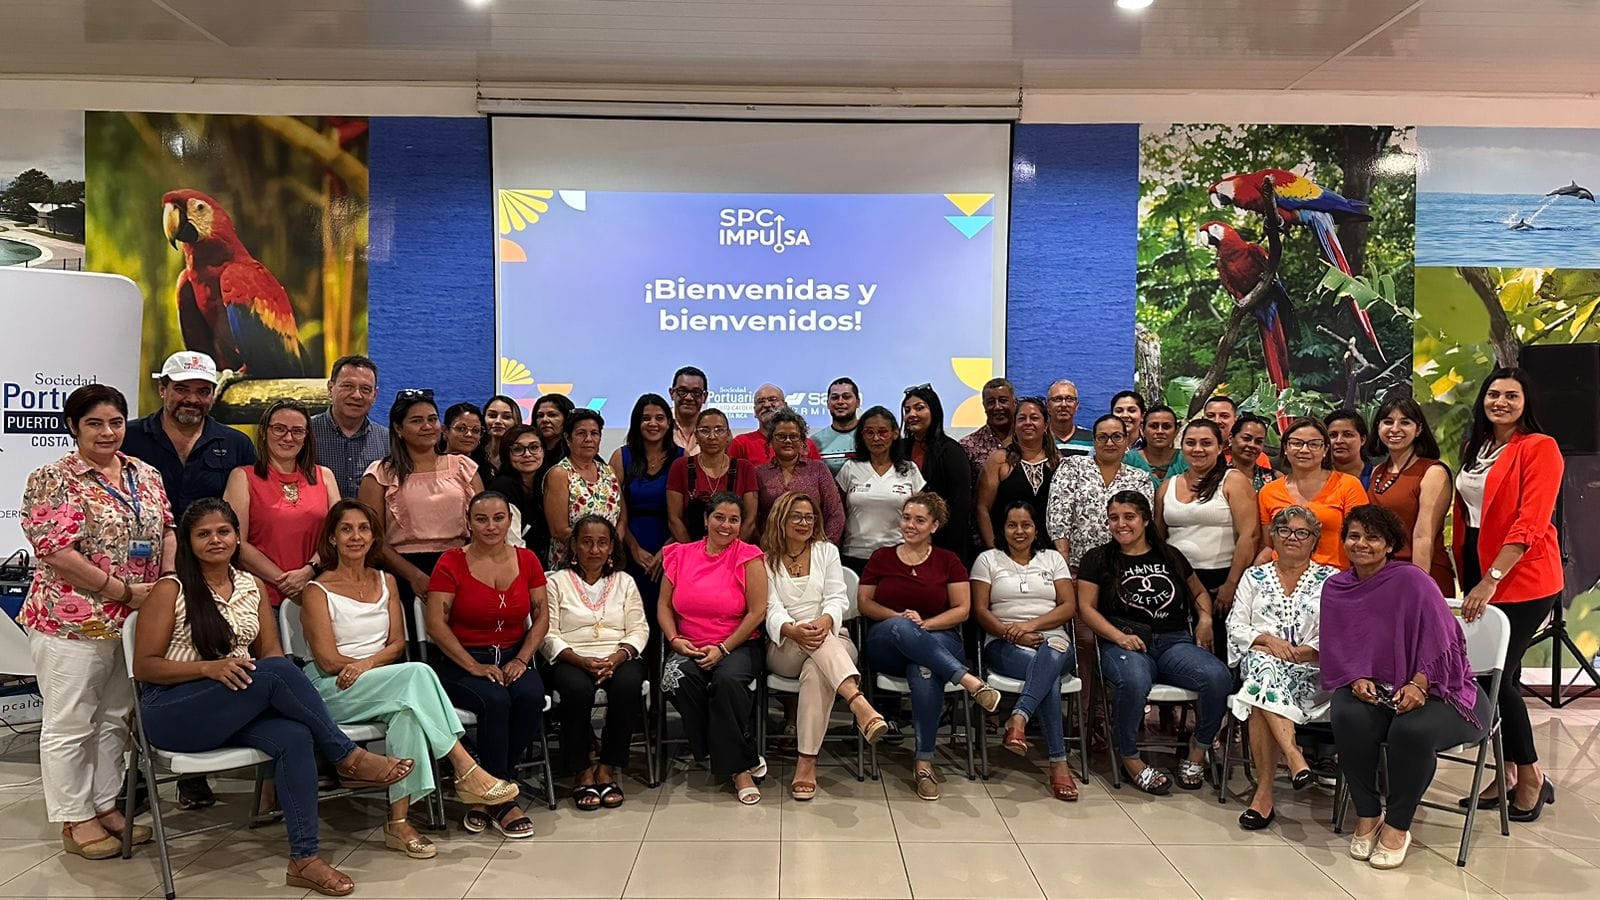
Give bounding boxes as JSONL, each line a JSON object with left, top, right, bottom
{"left": 496, "top": 190, "right": 998, "bottom": 427}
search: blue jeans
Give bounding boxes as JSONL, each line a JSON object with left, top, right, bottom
{"left": 864, "top": 617, "right": 968, "bottom": 760}
{"left": 140, "top": 657, "right": 356, "bottom": 860}
{"left": 984, "top": 638, "right": 1077, "bottom": 762}
{"left": 1098, "top": 630, "right": 1231, "bottom": 760}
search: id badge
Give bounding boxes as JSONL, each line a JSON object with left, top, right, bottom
{"left": 1019, "top": 580, "right": 1031, "bottom": 593}
{"left": 128, "top": 540, "right": 154, "bottom": 560}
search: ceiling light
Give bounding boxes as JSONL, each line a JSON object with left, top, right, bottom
{"left": 1116, "top": 0, "right": 1153, "bottom": 10}
{"left": 463, "top": 0, "right": 490, "bottom": 6}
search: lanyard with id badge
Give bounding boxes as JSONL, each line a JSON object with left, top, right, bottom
{"left": 91, "top": 464, "right": 155, "bottom": 562}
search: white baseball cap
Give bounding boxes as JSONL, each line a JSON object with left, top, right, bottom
{"left": 154, "top": 350, "right": 219, "bottom": 384}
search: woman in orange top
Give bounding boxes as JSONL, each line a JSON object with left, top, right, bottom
{"left": 1256, "top": 418, "right": 1367, "bottom": 568}
{"left": 1453, "top": 367, "right": 1564, "bottom": 822}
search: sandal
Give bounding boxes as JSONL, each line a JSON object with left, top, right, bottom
{"left": 597, "top": 782, "right": 624, "bottom": 809}
{"left": 286, "top": 856, "right": 355, "bottom": 897}
{"left": 915, "top": 768, "right": 941, "bottom": 801}
{"left": 1124, "top": 764, "right": 1171, "bottom": 796}
{"left": 737, "top": 780, "right": 762, "bottom": 805}
{"left": 490, "top": 801, "right": 535, "bottom": 839}
{"left": 844, "top": 689, "right": 889, "bottom": 744}
{"left": 572, "top": 784, "right": 604, "bottom": 813}
{"left": 1177, "top": 758, "right": 1205, "bottom": 791}
{"left": 383, "top": 819, "right": 437, "bottom": 860}
{"left": 455, "top": 763, "right": 520, "bottom": 806}
{"left": 1002, "top": 721, "right": 1030, "bottom": 757}
{"left": 335, "top": 749, "right": 414, "bottom": 789}
{"left": 61, "top": 822, "right": 121, "bottom": 861}
{"left": 462, "top": 807, "right": 491, "bottom": 833}
{"left": 1050, "top": 774, "right": 1080, "bottom": 802}
{"left": 94, "top": 810, "right": 152, "bottom": 846}
{"left": 790, "top": 780, "right": 817, "bottom": 801}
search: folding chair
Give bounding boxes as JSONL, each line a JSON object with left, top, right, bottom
{"left": 974, "top": 630, "right": 1091, "bottom": 783}
{"left": 546, "top": 668, "right": 656, "bottom": 792}
{"left": 120, "top": 611, "right": 275, "bottom": 900}
{"left": 1093, "top": 634, "right": 1205, "bottom": 789}
{"left": 754, "top": 567, "right": 867, "bottom": 781}
{"left": 863, "top": 613, "right": 981, "bottom": 782}
{"left": 650, "top": 640, "right": 762, "bottom": 787}
{"left": 1213, "top": 707, "right": 1333, "bottom": 805}
{"left": 1333, "top": 601, "right": 1511, "bottom": 866}
{"left": 412, "top": 597, "right": 557, "bottom": 810}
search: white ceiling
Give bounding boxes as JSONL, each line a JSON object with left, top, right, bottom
{"left": 3, "top": 0, "right": 1600, "bottom": 96}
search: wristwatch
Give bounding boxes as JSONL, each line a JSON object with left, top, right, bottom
{"left": 1488, "top": 566, "right": 1506, "bottom": 582}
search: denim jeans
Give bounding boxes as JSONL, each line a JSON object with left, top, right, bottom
{"left": 984, "top": 638, "right": 1076, "bottom": 762}
{"left": 864, "top": 617, "right": 968, "bottom": 760}
{"left": 140, "top": 657, "right": 356, "bottom": 860}
{"left": 1097, "top": 630, "right": 1231, "bottom": 760}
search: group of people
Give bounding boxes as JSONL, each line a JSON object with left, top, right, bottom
{"left": 15, "top": 347, "right": 1565, "bottom": 891}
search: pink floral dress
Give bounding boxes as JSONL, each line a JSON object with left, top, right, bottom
{"left": 19, "top": 452, "right": 173, "bottom": 641}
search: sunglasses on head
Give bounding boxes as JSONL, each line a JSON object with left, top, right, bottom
{"left": 396, "top": 388, "right": 435, "bottom": 402}
{"left": 903, "top": 383, "right": 932, "bottom": 395}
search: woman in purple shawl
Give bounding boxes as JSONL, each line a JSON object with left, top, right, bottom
{"left": 1321, "top": 505, "right": 1488, "bottom": 871}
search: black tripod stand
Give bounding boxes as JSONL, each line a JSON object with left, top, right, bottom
{"left": 1529, "top": 478, "right": 1600, "bottom": 708}
{"left": 1528, "top": 600, "right": 1600, "bottom": 708}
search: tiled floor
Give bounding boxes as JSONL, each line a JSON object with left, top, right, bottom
{"left": 0, "top": 702, "right": 1596, "bottom": 899}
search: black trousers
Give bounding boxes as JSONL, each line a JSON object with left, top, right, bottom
{"left": 431, "top": 645, "right": 545, "bottom": 781}
{"left": 662, "top": 643, "right": 761, "bottom": 778}
{"left": 1194, "top": 567, "right": 1232, "bottom": 663}
{"left": 1331, "top": 685, "right": 1489, "bottom": 830}
{"left": 1461, "top": 527, "right": 1557, "bottom": 766}
{"left": 545, "top": 657, "right": 646, "bottom": 773}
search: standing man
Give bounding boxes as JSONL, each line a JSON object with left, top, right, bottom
{"left": 729, "top": 383, "right": 820, "bottom": 464}
{"left": 959, "top": 377, "right": 1016, "bottom": 483}
{"left": 813, "top": 377, "right": 861, "bottom": 474}
{"left": 120, "top": 350, "right": 255, "bottom": 811}
{"left": 669, "top": 365, "right": 709, "bottom": 456}
{"left": 309, "top": 355, "right": 388, "bottom": 499}
{"left": 1046, "top": 379, "right": 1096, "bottom": 458}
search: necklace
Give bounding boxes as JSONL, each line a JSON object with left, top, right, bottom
{"left": 1370, "top": 452, "right": 1415, "bottom": 495}
{"left": 272, "top": 467, "right": 302, "bottom": 505}
{"left": 205, "top": 568, "right": 235, "bottom": 598}
{"left": 1018, "top": 457, "right": 1048, "bottom": 493}
{"left": 783, "top": 547, "right": 808, "bottom": 577}
{"left": 568, "top": 570, "right": 616, "bottom": 638}
{"left": 900, "top": 543, "right": 933, "bottom": 576}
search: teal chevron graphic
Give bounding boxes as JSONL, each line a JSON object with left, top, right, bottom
{"left": 586, "top": 398, "right": 607, "bottom": 411}
{"left": 945, "top": 215, "right": 994, "bottom": 239}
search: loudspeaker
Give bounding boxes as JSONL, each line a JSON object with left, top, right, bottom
{"left": 1520, "top": 343, "right": 1600, "bottom": 454}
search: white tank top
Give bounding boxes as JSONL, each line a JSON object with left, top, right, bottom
{"left": 1162, "top": 476, "right": 1236, "bottom": 570}
{"left": 312, "top": 574, "right": 391, "bottom": 660}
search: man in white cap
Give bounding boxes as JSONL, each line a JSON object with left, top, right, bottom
{"left": 119, "top": 350, "right": 256, "bottom": 810}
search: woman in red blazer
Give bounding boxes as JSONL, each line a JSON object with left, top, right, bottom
{"left": 1452, "top": 367, "right": 1563, "bottom": 823}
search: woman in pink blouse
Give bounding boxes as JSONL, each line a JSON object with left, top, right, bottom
{"left": 657, "top": 491, "right": 770, "bottom": 803}
{"left": 20, "top": 385, "right": 175, "bottom": 859}
{"left": 753, "top": 409, "right": 846, "bottom": 543}
{"left": 359, "top": 391, "right": 483, "bottom": 650}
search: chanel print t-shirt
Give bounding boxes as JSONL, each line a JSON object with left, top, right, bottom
{"left": 1077, "top": 545, "right": 1194, "bottom": 634}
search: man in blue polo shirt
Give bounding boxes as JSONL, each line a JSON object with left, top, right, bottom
{"left": 120, "top": 350, "right": 255, "bottom": 809}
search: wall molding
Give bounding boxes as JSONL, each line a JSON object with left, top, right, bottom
{"left": 1024, "top": 90, "right": 1600, "bottom": 127}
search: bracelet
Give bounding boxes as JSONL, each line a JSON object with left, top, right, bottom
{"left": 716, "top": 642, "right": 730, "bottom": 656}
{"left": 95, "top": 570, "right": 113, "bottom": 595}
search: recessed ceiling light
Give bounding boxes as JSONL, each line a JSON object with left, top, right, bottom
{"left": 1116, "top": 0, "right": 1153, "bottom": 10}
{"left": 463, "top": 0, "right": 490, "bottom": 6}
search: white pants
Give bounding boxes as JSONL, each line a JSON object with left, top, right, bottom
{"left": 29, "top": 631, "right": 133, "bottom": 823}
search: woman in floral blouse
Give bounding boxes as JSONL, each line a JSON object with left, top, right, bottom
{"left": 19, "top": 384, "right": 175, "bottom": 859}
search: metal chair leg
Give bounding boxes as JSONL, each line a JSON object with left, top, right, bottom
{"left": 1075, "top": 693, "right": 1091, "bottom": 783}
{"left": 963, "top": 695, "right": 976, "bottom": 781}
{"left": 134, "top": 718, "right": 176, "bottom": 900}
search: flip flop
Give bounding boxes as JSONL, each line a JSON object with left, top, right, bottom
{"left": 597, "top": 782, "right": 625, "bottom": 809}
{"left": 571, "top": 784, "right": 603, "bottom": 813}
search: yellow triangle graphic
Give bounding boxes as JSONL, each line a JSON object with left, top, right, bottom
{"left": 945, "top": 193, "right": 994, "bottom": 216}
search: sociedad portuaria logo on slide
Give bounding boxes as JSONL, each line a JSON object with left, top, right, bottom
{"left": 718, "top": 207, "right": 811, "bottom": 253}
{"left": 945, "top": 194, "right": 995, "bottom": 238}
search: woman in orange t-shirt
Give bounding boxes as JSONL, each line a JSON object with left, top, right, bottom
{"left": 1256, "top": 418, "right": 1367, "bottom": 568}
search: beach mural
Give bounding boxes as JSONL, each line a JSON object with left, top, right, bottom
{"left": 0, "top": 110, "right": 85, "bottom": 270}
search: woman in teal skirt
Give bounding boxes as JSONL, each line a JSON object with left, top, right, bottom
{"left": 298, "top": 499, "right": 521, "bottom": 858}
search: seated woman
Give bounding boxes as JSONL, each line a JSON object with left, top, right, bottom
{"left": 542, "top": 515, "right": 650, "bottom": 811}
{"left": 971, "top": 501, "right": 1079, "bottom": 801}
{"left": 858, "top": 492, "right": 1001, "bottom": 802}
{"left": 132, "top": 498, "right": 413, "bottom": 898}
{"left": 1224, "top": 505, "right": 1339, "bottom": 831}
{"left": 1323, "top": 505, "right": 1489, "bottom": 870}
{"left": 1077, "top": 491, "right": 1232, "bottom": 795}
{"left": 761, "top": 491, "right": 887, "bottom": 801}
{"left": 425, "top": 491, "right": 550, "bottom": 839}
{"left": 658, "top": 492, "right": 769, "bottom": 802}
{"left": 298, "top": 499, "right": 520, "bottom": 858}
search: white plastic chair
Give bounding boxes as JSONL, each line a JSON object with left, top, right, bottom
{"left": 976, "top": 628, "right": 1091, "bottom": 782}
{"left": 1095, "top": 638, "right": 1204, "bottom": 790}
{"left": 120, "top": 610, "right": 273, "bottom": 900}
{"left": 1334, "top": 600, "right": 1511, "bottom": 866}
{"left": 277, "top": 600, "right": 388, "bottom": 745}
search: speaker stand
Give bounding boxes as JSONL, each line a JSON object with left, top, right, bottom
{"left": 1527, "top": 601, "right": 1600, "bottom": 709}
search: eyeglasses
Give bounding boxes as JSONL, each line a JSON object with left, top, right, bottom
{"left": 332, "top": 382, "right": 376, "bottom": 397}
{"left": 903, "top": 383, "right": 932, "bottom": 394}
{"left": 772, "top": 433, "right": 804, "bottom": 443}
{"left": 1273, "top": 527, "right": 1315, "bottom": 541}
{"left": 1048, "top": 395, "right": 1079, "bottom": 405}
{"left": 396, "top": 388, "right": 434, "bottom": 402}
{"left": 267, "top": 424, "right": 307, "bottom": 439}
{"left": 787, "top": 513, "right": 817, "bottom": 524}
{"left": 509, "top": 444, "right": 542, "bottom": 456}
{"left": 1094, "top": 432, "right": 1127, "bottom": 444}
{"left": 672, "top": 387, "right": 707, "bottom": 400}
{"left": 450, "top": 425, "right": 482, "bottom": 436}
{"left": 1286, "top": 439, "right": 1327, "bottom": 451}
{"left": 695, "top": 426, "right": 730, "bottom": 436}
{"left": 862, "top": 428, "right": 895, "bottom": 438}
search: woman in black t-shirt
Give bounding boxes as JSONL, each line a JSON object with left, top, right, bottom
{"left": 1078, "top": 490, "right": 1232, "bottom": 795}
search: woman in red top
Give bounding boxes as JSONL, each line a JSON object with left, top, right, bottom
{"left": 1452, "top": 368, "right": 1564, "bottom": 822}
{"left": 859, "top": 492, "right": 1000, "bottom": 801}
{"left": 1364, "top": 396, "right": 1455, "bottom": 597}
{"left": 225, "top": 400, "right": 339, "bottom": 607}
{"left": 657, "top": 492, "right": 769, "bottom": 803}
{"left": 425, "top": 491, "right": 549, "bottom": 838}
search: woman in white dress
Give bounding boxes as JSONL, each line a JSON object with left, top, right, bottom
{"left": 1226, "top": 504, "right": 1338, "bottom": 830}
{"left": 762, "top": 491, "right": 887, "bottom": 800}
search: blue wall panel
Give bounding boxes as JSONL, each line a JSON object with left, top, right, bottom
{"left": 367, "top": 117, "right": 495, "bottom": 412}
{"left": 1006, "top": 124, "right": 1140, "bottom": 415}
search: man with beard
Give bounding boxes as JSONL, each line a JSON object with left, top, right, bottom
{"left": 813, "top": 377, "right": 861, "bottom": 474}
{"left": 728, "top": 383, "right": 821, "bottom": 464}
{"left": 309, "top": 354, "right": 388, "bottom": 498}
{"left": 669, "top": 365, "right": 709, "bottom": 456}
{"left": 120, "top": 350, "right": 255, "bottom": 810}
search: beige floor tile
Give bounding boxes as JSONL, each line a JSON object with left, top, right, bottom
{"left": 1159, "top": 844, "right": 1351, "bottom": 899}
{"left": 623, "top": 841, "right": 779, "bottom": 898}
{"left": 1020, "top": 843, "right": 1197, "bottom": 899}
{"left": 0, "top": 797, "right": 64, "bottom": 842}
{"left": 160, "top": 831, "right": 369, "bottom": 899}
{"left": 990, "top": 780, "right": 1149, "bottom": 844}
{"left": 467, "top": 839, "right": 639, "bottom": 899}
{"left": 1293, "top": 839, "right": 1503, "bottom": 899}
{"left": 1513, "top": 783, "right": 1600, "bottom": 847}
{"left": 878, "top": 765, "right": 989, "bottom": 802}
{"left": 522, "top": 790, "right": 659, "bottom": 842}
{"left": 1458, "top": 847, "right": 1600, "bottom": 899}
{"left": 0, "top": 828, "right": 228, "bottom": 899}
{"left": 781, "top": 771, "right": 894, "bottom": 841}
{"left": 331, "top": 837, "right": 496, "bottom": 898}
{"left": 0, "top": 839, "right": 66, "bottom": 885}
{"left": 887, "top": 796, "right": 1011, "bottom": 843}
{"left": 898, "top": 842, "right": 1043, "bottom": 899}
{"left": 778, "top": 841, "right": 910, "bottom": 899}
{"left": 1118, "top": 790, "right": 1289, "bottom": 846}
{"left": 645, "top": 782, "right": 782, "bottom": 841}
